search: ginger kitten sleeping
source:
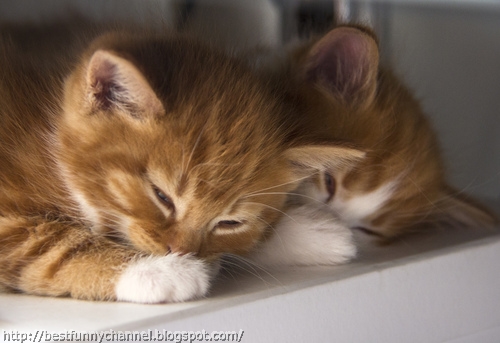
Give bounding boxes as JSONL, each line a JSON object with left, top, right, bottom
{"left": 0, "top": 27, "right": 363, "bottom": 303}
{"left": 273, "top": 25, "right": 497, "bottom": 241}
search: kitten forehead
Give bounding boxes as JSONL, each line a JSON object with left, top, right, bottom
{"left": 154, "top": 128, "right": 281, "bottom": 199}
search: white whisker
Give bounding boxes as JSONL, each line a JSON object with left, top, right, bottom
{"left": 243, "top": 191, "right": 326, "bottom": 206}
{"left": 184, "top": 121, "right": 208, "bottom": 175}
{"left": 245, "top": 173, "right": 317, "bottom": 197}
{"left": 245, "top": 201, "right": 298, "bottom": 223}
{"left": 221, "top": 253, "right": 282, "bottom": 286}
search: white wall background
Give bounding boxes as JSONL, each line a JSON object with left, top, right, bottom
{"left": 384, "top": 3, "right": 500, "bottom": 200}
{"left": 182, "top": 0, "right": 282, "bottom": 49}
{"left": 0, "top": 0, "right": 175, "bottom": 27}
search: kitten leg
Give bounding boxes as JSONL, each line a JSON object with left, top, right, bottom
{"left": 0, "top": 216, "right": 211, "bottom": 303}
{"left": 248, "top": 204, "right": 356, "bottom": 267}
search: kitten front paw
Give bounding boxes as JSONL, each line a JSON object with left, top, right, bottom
{"left": 250, "top": 204, "right": 356, "bottom": 267}
{"left": 115, "top": 254, "right": 210, "bottom": 304}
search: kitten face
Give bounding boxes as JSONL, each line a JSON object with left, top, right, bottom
{"left": 301, "top": 167, "right": 441, "bottom": 237}
{"left": 284, "top": 26, "right": 497, "bottom": 239}
{"left": 56, "top": 32, "right": 364, "bottom": 257}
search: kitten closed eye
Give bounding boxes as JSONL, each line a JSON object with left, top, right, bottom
{"left": 216, "top": 220, "right": 243, "bottom": 229}
{"left": 324, "top": 172, "right": 336, "bottom": 202}
{"left": 152, "top": 185, "right": 175, "bottom": 212}
{"left": 213, "top": 220, "right": 247, "bottom": 235}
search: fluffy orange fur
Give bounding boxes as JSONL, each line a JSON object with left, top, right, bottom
{"left": 0, "top": 27, "right": 363, "bottom": 301}
{"left": 270, "top": 25, "right": 497, "bottom": 240}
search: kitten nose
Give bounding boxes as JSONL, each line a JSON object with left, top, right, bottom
{"left": 166, "top": 232, "right": 201, "bottom": 256}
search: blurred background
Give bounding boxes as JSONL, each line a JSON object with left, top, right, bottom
{"left": 1, "top": 0, "right": 499, "bottom": 200}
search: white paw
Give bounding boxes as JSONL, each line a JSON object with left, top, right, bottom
{"left": 250, "top": 204, "right": 356, "bottom": 267}
{"left": 115, "top": 254, "right": 211, "bottom": 304}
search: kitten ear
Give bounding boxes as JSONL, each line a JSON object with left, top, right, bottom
{"left": 285, "top": 144, "right": 365, "bottom": 177}
{"left": 304, "top": 26, "right": 379, "bottom": 108}
{"left": 85, "top": 50, "right": 164, "bottom": 118}
{"left": 435, "top": 186, "right": 498, "bottom": 229}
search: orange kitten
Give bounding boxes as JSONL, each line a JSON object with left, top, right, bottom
{"left": 0, "top": 28, "right": 363, "bottom": 302}
{"left": 272, "top": 25, "right": 497, "bottom": 241}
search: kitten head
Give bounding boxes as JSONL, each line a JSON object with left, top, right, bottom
{"left": 286, "top": 26, "right": 497, "bottom": 239}
{"left": 57, "top": 32, "right": 364, "bottom": 257}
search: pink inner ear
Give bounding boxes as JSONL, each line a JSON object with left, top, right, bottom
{"left": 306, "top": 28, "right": 378, "bottom": 101}
{"left": 89, "top": 54, "right": 116, "bottom": 87}
{"left": 88, "top": 52, "right": 120, "bottom": 110}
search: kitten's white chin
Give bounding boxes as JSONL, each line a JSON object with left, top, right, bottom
{"left": 115, "top": 254, "right": 210, "bottom": 304}
{"left": 250, "top": 204, "right": 356, "bottom": 267}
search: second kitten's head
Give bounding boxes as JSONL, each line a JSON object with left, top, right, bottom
{"left": 282, "top": 26, "right": 497, "bottom": 240}
{"left": 57, "top": 32, "right": 364, "bottom": 257}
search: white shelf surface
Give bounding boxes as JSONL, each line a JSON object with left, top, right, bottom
{"left": 1, "top": 200, "right": 499, "bottom": 343}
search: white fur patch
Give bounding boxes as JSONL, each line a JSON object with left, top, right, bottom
{"left": 71, "top": 188, "right": 102, "bottom": 228}
{"left": 115, "top": 254, "right": 211, "bottom": 304}
{"left": 332, "top": 180, "right": 398, "bottom": 228}
{"left": 249, "top": 204, "right": 356, "bottom": 267}
{"left": 57, "top": 162, "right": 102, "bottom": 229}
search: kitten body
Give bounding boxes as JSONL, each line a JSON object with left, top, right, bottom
{"left": 272, "top": 26, "right": 497, "bottom": 240}
{"left": 0, "top": 28, "right": 362, "bottom": 302}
